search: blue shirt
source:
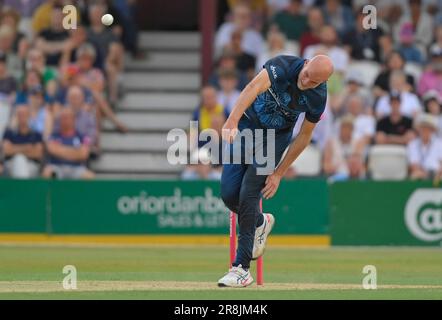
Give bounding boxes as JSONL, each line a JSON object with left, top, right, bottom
{"left": 246, "top": 55, "right": 327, "bottom": 131}
{"left": 2, "top": 128, "right": 42, "bottom": 161}
{"left": 48, "top": 132, "right": 90, "bottom": 167}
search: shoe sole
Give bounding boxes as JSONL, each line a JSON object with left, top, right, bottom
{"left": 251, "top": 214, "right": 275, "bottom": 260}
{"left": 217, "top": 279, "right": 254, "bottom": 288}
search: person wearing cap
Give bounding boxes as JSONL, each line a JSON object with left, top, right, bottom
{"left": 418, "top": 46, "right": 442, "bottom": 99}
{"left": 2, "top": 105, "right": 43, "bottom": 178}
{"left": 407, "top": 113, "right": 442, "bottom": 180}
{"left": 375, "top": 92, "right": 416, "bottom": 145}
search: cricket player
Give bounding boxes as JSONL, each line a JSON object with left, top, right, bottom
{"left": 218, "top": 54, "right": 333, "bottom": 287}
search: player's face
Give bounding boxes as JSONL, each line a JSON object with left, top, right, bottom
{"left": 297, "top": 64, "right": 322, "bottom": 90}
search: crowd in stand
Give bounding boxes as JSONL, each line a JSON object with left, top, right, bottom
{"left": 0, "top": 0, "right": 138, "bottom": 179}
{"left": 183, "top": 0, "right": 442, "bottom": 181}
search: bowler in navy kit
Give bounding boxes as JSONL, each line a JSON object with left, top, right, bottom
{"left": 218, "top": 54, "right": 333, "bottom": 287}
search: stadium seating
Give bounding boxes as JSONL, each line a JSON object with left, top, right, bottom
{"left": 367, "top": 145, "right": 408, "bottom": 180}
{"left": 290, "top": 144, "right": 322, "bottom": 176}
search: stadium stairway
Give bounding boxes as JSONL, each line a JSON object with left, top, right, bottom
{"left": 92, "top": 32, "right": 201, "bottom": 179}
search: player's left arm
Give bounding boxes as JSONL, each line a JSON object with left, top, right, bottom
{"left": 261, "top": 119, "right": 316, "bottom": 199}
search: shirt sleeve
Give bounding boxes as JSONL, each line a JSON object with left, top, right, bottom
{"left": 263, "top": 56, "right": 289, "bottom": 93}
{"left": 305, "top": 84, "right": 327, "bottom": 123}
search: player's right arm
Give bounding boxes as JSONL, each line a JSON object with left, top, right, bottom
{"left": 222, "top": 69, "right": 271, "bottom": 143}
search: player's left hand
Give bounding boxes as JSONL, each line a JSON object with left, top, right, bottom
{"left": 261, "top": 172, "right": 282, "bottom": 199}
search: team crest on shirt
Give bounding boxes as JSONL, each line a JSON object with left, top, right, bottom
{"left": 298, "top": 95, "right": 307, "bottom": 106}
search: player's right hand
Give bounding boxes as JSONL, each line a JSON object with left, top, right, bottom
{"left": 221, "top": 118, "right": 239, "bottom": 144}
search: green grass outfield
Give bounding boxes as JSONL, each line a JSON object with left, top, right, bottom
{"left": 0, "top": 245, "right": 442, "bottom": 299}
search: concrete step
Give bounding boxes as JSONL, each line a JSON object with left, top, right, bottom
{"left": 138, "top": 32, "right": 200, "bottom": 51}
{"left": 125, "top": 52, "right": 199, "bottom": 71}
{"left": 100, "top": 133, "right": 170, "bottom": 152}
{"left": 122, "top": 72, "right": 200, "bottom": 91}
{"left": 119, "top": 92, "right": 198, "bottom": 112}
{"left": 103, "top": 112, "right": 191, "bottom": 131}
{"left": 91, "top": 152, "right": 184, "bottom": 173}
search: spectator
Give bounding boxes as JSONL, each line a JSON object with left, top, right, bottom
{"left": 321, "top": 0, "right": 354, "bottom": 37}
{"left": 59, "top": 26, "right": 89, "bottom": 68}
{"left": 397, "top": 22, "right": 424, "bottom": 64}
{"left": 422, "top": 90, "right": 442, "bottom": 136}
{"left": 215, "top": 3, "right": 264, "bottom": 58}
{"left": 27, "top": 85, "right": 53, "bottom": 140}
{"left": 0, "top": 8, "right": 29, "bottom": 60}
{"left": 2, "top": 105, "right": 43, "bottom": 178}
{"left": 192, "top": 86, "right": 229, "bottom": 149}
{"left": 375, "top": 93, "right": 415, "bottom": 145}
{"left": 0, "top": 24, "right": 23, "bottom": 79}
{"left": 304, "top": 25, "right": 349, "bottom": 74}
{"left": 3, "top": 0, "right": 45, "bottom": 38}
{"left": 393, "top": 0, "right": 433, "bottom": 56}
{"left": 15, "top": 68, "right": 44, "bottom": 105}
{"left": 342, "top": 7, "right": 384, "bottom": 62}
{"left": 181, "top": 148, "right": 222, "bottom": 180}
{"left": 418, "top": 46, "right": 442, "bottom": 99}
{"left": 57, "top": 46, "right": 127, "bottom": 133}
{"left": 375, "top": 70, "right": 422, "bottom": 119}
{"left": 345, "top": 94, "right": 376, "bottom": 147}
{"left": 373, "top": 51, "right": 415, "bottom": 98}
{"left": 407, "top": 113, "right": 442, "bottom": 180}
{"left": 299, "top": 7, "right": 324, "bottom": 56}
{"left": 270, "top": 0, "right": 308, "bottom": 41}
{"left": 429, "top": 25, "right": 442, "bottom": 60}
{"left": 35, "top": 5, "right": 70, "bottom": 66}
{"left": 0, "top": 51, "right": 16, "bottom": 137}
{"left": 64, "top": 85, "right": 99, "bottom": 155}
{"left": 208, "top": 53, "right": 249, "bottom": 90}
{"left": 323, "top": 115, "right": 365, "bottom": 181}
{"left": 255, "top": 29, "right": 294, "bottom": 73}
{"left": 86, "top": 2, "right": 124, "bottom": 104}
{"left": 217, "top": 69, "right": 240, "bottom": 114}
{"left": 42, "top": 107, "right": 94, "bottom": 179}
{"left": 24, "top": 48, "right": 58, "bottom": 98}
{"left": 223, "top": 29, "right": 256, "bottom": 80}
{"left": 32, "top": 0, "right": 66, "bottom": 35}
{"left": 330, "top": 70, "right": 372, "bottom": 117}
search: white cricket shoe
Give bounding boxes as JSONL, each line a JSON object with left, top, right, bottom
{"left": 252, "top": 213, "right": 275, "bottom": 260}
{"left": 217, "top": 265, "right": 254, "bottom": 287}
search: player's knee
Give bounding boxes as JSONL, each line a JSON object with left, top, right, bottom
{"left": 220, "top": 186, "right": 239, "bottom": 213}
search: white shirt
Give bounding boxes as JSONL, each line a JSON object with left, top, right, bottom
{"left": 375, "top": 92, "right": 422, "bottom": 118}
{"left": 217, "top": 90, "right": 240, "bottom": 114}
{"left": 303, "top": 44, "right": 349, "bottom": 72}
{"left": 214, "top": 23, "right": 264, "bottom": 58}
{"left": 407, "top": 136, "right": 442, "bottom": 172}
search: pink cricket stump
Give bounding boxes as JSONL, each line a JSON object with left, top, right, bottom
{"left": 229, "top": 199, "right": 264, "bottom": 285}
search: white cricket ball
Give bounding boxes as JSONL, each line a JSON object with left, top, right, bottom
{"left": 101, "top": 14, "right": 114, "bottom": 26}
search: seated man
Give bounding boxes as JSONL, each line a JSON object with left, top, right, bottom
{"left": 407, "top": 113, "right": 442, "bottom": 180}
{"left": 2, "top": 105, "right": 43, "bottom": 178}
{"left": 375, "top": 93, "right": 415, "bottom": 145}
{"left": 42, "top": 107, "right": 95, "bottom": 179}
